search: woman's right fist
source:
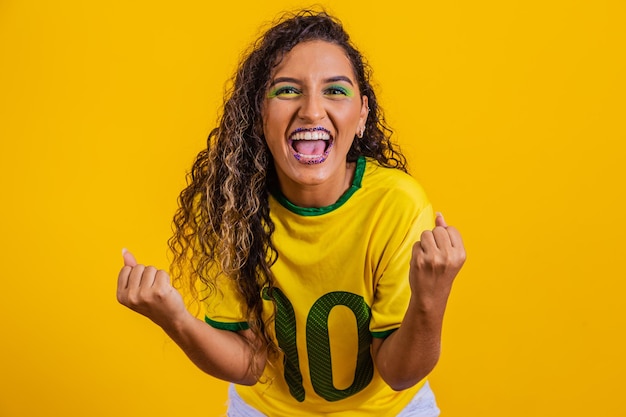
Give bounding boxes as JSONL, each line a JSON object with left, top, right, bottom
{"left": 116, "top": 249, "right": 187, "bottom": 329}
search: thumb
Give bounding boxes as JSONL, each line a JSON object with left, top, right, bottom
{"left": 122, "top": 248, "right": 138, "bottom": 267}
{"left": 435, "top": 212, "right": 448, "bottom": 228}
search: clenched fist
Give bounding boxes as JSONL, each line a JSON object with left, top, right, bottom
{"left": 409, "top": 213, "right": 466, "bottom": 316}
{"left": 117, "top": 249, "right": 187, "bottom": 329}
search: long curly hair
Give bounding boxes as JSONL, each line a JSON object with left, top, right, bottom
{"left": 168, "top": 9, "right": 408, "bottom": 378}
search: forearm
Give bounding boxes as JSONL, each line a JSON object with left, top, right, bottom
{"left": 117, "top": 253, "right": 265, "bottom": 385}
{"left": 159, "top": 311, "right": 265, "bottom": 385}
{"left": 372, "top": 298, "right": 444, "bottom": 391}
{"left": 373, "top": 214, "right": 465, "bottom": 391}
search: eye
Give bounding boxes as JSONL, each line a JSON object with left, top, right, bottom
{"left": 324, "top": 84, "right": 353, "bottom": 98}
{"left": 268, "top": 85, "right": 301, "bottom": 98}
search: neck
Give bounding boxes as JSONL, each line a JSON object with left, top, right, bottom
{"left": 277, "top": 161, "right": 356, "bottom": 208}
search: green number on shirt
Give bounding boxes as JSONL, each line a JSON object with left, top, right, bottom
{"left": 263, "top": 288, "right": 374, "bottom": 402}
{"left": 263, "top": 287, "right": 305, "bottom": 401}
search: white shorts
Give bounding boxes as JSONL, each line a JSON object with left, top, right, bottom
{"left": 226, "top": 381, "right": 440, "bottom": 417}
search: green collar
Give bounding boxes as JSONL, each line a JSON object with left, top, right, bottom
{"left": 273, "top": 156, "right": 366, "bottom": 216}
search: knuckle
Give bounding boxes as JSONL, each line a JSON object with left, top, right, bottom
{"left": 420, "top": 230, "right": 433, "bottom": 239}
{"left": 154, "top": 287, "right": 170, "bottom": 301}
{"left": 127, "top": 293, "right": 143, "bottom": 307}
{"left": 156, "top": 269, "right": 170, "bottom": 281}
{"left": 455, "top": 249, "right": 467, "bottom": 264}
{"left": 411, "top": 243, "right": 422, "bottom": 258}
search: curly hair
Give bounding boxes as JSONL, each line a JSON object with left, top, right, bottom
{"left": 168, "top": 8, "right": 408, "bottom": 378}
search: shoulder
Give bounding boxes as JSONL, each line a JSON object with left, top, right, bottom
{"left": 361, "top": 158, "right": 430, "bottom": 211}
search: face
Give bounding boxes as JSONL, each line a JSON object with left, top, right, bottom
{"left": 262, "top": 40, "right": 369, "bottom": 207}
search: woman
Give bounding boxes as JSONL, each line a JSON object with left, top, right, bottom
{"left": 117, "top": 10, "right": 465, "bottom": 417}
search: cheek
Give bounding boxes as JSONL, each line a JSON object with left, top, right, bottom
{"left": 261, "top": 117, "right": 285, "bottom": 154}
{"left": 261, "top": 103, "right": 284, "bottom": 134}
{"left": 335, "top": 107, "right": 362, "bottom": 133}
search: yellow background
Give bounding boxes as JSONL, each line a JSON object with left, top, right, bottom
{"left": 1, "top": 0, "right": 624, "bottom": 416}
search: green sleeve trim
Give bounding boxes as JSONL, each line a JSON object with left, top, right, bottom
{"left": 204, "top": 315, "right": 249, "bottom": 331}
{"left": 371, "top": 327, "right": 399, "bottom": 338}
{"left": 272, "top": 156, "right": 366, "bottom": 216}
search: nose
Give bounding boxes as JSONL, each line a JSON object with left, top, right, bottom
{"left": 298, "top": 93, "right": 326, "bottom": 122}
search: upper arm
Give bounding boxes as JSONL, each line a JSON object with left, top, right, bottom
{"left": 371, "top": 336, "right": 384, "bottom": 361}
{"left": 370, "top": 333, "right": 394, "bottom": 372}
{"left": 236, "top": 328, "right": 268, "bottom": 383}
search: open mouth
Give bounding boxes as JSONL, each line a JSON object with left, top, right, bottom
{"left": 288, "top": 127, "right": 334, "bottom": 165}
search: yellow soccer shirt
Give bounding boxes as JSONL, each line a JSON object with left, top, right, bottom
{"left": 204, "top": 157, "right": 435, "bottom": 416}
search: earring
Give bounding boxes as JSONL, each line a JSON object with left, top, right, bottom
{"left": 357, "top": 126, "right": 365, "bottom": 138}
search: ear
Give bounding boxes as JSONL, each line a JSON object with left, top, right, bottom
{"left": 360, "top": 95, "right": 369, "bottom": 125}
{"left": 357, "top": 95, "right": 369, "bottom": 135}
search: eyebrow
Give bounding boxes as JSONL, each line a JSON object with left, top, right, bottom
{"left": 269, "top": 75, "right": 355, "bottom": 87}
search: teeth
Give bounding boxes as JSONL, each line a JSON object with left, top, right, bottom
{"left": 291, "top": 130, "right": 330, "bottom": 140}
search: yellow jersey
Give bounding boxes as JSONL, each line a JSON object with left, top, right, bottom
{"left": 204, "top": 156, "right": 435, "bottom": 416}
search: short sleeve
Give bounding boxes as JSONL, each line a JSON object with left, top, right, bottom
{"left": 370, "top": 201, "right": 434, "bottom": 337}
{"left": 203, "top": 273, "right": 250, "bottom": 331}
